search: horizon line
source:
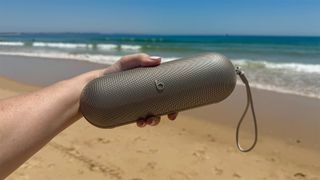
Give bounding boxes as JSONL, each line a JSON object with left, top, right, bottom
{"left": 0, "top": 32, "right": 319, "bottom": 37}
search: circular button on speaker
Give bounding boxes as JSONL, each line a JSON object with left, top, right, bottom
{"left": 155, "top": 80, "right": 165, "bottom": 92}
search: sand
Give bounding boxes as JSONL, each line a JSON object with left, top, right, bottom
{"left": 0, "top": 76, "right": 319, "bottom": 180}
{"left": 0, "top": 55, "right": 319, "bottom": 180}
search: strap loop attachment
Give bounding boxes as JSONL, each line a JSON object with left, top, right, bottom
{"left": 235, "top": 67, "right": 258, "bottom": 152}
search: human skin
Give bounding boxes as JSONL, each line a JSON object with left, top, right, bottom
{"left": 0, "top": 53, "right": 178, "bottom": 178}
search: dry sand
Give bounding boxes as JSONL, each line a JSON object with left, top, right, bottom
{"left": 1, "top": 76, "right": 320, "bottom": 180}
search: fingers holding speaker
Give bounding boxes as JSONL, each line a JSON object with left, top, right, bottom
{"left": 136, "top": 116, "right": 160, "bottom": 127}
{"left": 147, "top": 116, "right": 161, "bottom": 126}
{"left": 116, "top": 53, "right": 161, "bottom": 71}
{"left": 136, "top": 118, "right": 147, "bottom": 128}
{"left": 136, "top": 112, "right": 178, "bottom": 127}
{"left": 101, "top": 53, "right": 161, "bottom": 75}
{"left": 168, "top": 112, "right": 178, "bottom": 121}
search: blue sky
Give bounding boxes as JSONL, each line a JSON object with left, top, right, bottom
{"left": 0, "top": 0, "right": 319, "bottom": 35}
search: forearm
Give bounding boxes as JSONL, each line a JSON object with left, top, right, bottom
{"left": 0, "top": 69, "right": 104, "bottom": 178}
{"left": 0, "top": 54, "right": 170, "bottom": 178}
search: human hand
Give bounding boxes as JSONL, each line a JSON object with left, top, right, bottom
{"left": 103, "top": 53, "right": 178, "bottom": 127}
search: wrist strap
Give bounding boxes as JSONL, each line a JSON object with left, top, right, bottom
{"left": 235, "top": 67, "right": 258, "bottom": 152}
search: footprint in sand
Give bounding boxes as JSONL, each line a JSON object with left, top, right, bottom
{"left": 233, "top": 173, "right": 241, "bottom": 178}
{"left": 294, "top": 172, "right": 307, "bottom": 179}
{"left": 145, "top": 161, "right": 157, "bottom": 170}
{"left": 136, "top": 149, "right": 158, "bottom": 154}
{"left": 96, "top": 137, "right": 111, "bottom": 144}
{"left": 47, "top": 163, "right": 56, "bottom": 168}
{"left": 178, "top": 128, "right": 188, "bottom": 135}
{"left": 213, "top": 167, "right": 223, "bottom": 176}
{"left": 49, "top": 142, "right": 123, "bottom": 180}
{"left": 77, "top": 169, "right": 84, "bottom": 175}
{"left": 148, "top": 149, "right": 158, "bottom": 154}
{"left": 133, "top": 136, "right": 147, "bottom": 142}
{"left": 89, "top": 163, "right": 101, "bottom": 172}
{"left": 14, "top": 172, "right": 30, "bottom": 180}
{"left": 21, "top": 157, "right": 42, "bottom": 169}
{"left": 267, "top": 157, "right": 276, "bottom": 163}
{"left": 138, "top": 162, "right": 157, "bottom": 173}
{"left": 192, "top": 147, "right": 210, "bottom": 160}
{"left": 207, "top": 134, "right": 216, "bottom": 142}
{"left": 83, "top": 140, "right": 93, "bottom": 147}
{"left": 169, "top": 171, "right": 191, "bottom": 180}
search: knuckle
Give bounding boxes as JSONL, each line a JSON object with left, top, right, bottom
{"left": 137, "top": 53, "right": 149, "bottom": 59}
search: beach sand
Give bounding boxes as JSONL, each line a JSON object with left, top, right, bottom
{"left": 1, "top": 56, "right": 320, "bottom": 180}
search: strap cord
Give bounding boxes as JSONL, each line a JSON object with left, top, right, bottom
{"left": 235, "top": 67, "right": 258, "bottom": 152}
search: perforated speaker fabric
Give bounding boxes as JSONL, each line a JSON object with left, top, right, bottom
{"left": 80, "top": 53, "right": 236, "bottom": 128}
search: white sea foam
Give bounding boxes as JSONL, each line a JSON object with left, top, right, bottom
{"left": 33, "top": 42, "right": 89, "bottom": 49}
{"left": 96, "top": 44, "right": 118, "bottom": 50}
{"left": 265, "top": 63, "right": 320, "bottom": 74}
{"left": 0, "top": 51, "right": 318, "bottom": 99}
{"left": 31, "top": 42, "right": 142, "bottom": 51}
{"left": 232, "top": 59, "right": 320, "bottom": 74}
{"left": 0, "top": 42, "right": 24, "bottom": 46}
{"left": 237, "top": 81, "right": 320, "bottom": 100}
{"left": 0, "top": 51, "right": 178, "bottom": 65}
{"left": 121, "top": 44, "right": 141, "bottom": 51}
{"left": 0, "top": 51, "right": 120, "bottom": 64}
{"left": 1, "top": 41, "right": 143, "bottom": 52}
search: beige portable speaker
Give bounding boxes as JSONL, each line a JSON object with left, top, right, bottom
{"left": 80, "top": 53, "right": 257, "bottom": 152}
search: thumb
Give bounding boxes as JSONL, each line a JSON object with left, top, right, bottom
{"left": 117, "top": 54, "right": 162, "bottom": 71}
{"left": 144, "top": 56, "right": 162, "bottom": 66}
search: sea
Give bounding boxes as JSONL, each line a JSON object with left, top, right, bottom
{"left": 0, "top": 33, "right": 319, "bottom": 99}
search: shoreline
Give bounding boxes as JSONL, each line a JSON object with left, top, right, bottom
{"left": 1, "top": 54, "right": 320, "bottom": 100}
{"left": 0, "top": 54, "right": 107, "bottom": 86}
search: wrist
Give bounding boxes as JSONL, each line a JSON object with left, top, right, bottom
{"left": 57, "top": 69, "right": 104, "bottom": 106}
{"left": 71, "top": 69, "right": 104, "bottom": 89}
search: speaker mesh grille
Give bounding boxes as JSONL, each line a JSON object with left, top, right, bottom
{"left": 80, "top": 53, "right": 236, "bottom": 128}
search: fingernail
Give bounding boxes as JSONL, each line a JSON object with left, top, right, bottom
{"left": 146, "top": 118, "right": 154, "bottom": 125}
{"left": 150, "top": 56, "right": 161, "bottom": 61}
{"left": 139, "top": 122, "right": 146, "bottom": 127}
{"left": 151, "top": 119, "right": 160, "bottom": 126}
{"left": 168, "top": 113, "right": 177, "bottom": 120}
{"left": 137, "top": 119, "right": 146, "bottom": 127}
{"left": 150, "top": 118, "right": 157, "bottom": 126}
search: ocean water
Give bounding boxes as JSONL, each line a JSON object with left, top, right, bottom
{"left": 0, "top": 33, "right": 320, "bottom": 99}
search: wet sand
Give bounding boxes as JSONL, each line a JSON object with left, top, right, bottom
{"left": 1, "top": 55, "right": 320, "bottom": 180}
{"left": 0, "top": 55, "right": 106, "bottom": 86}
